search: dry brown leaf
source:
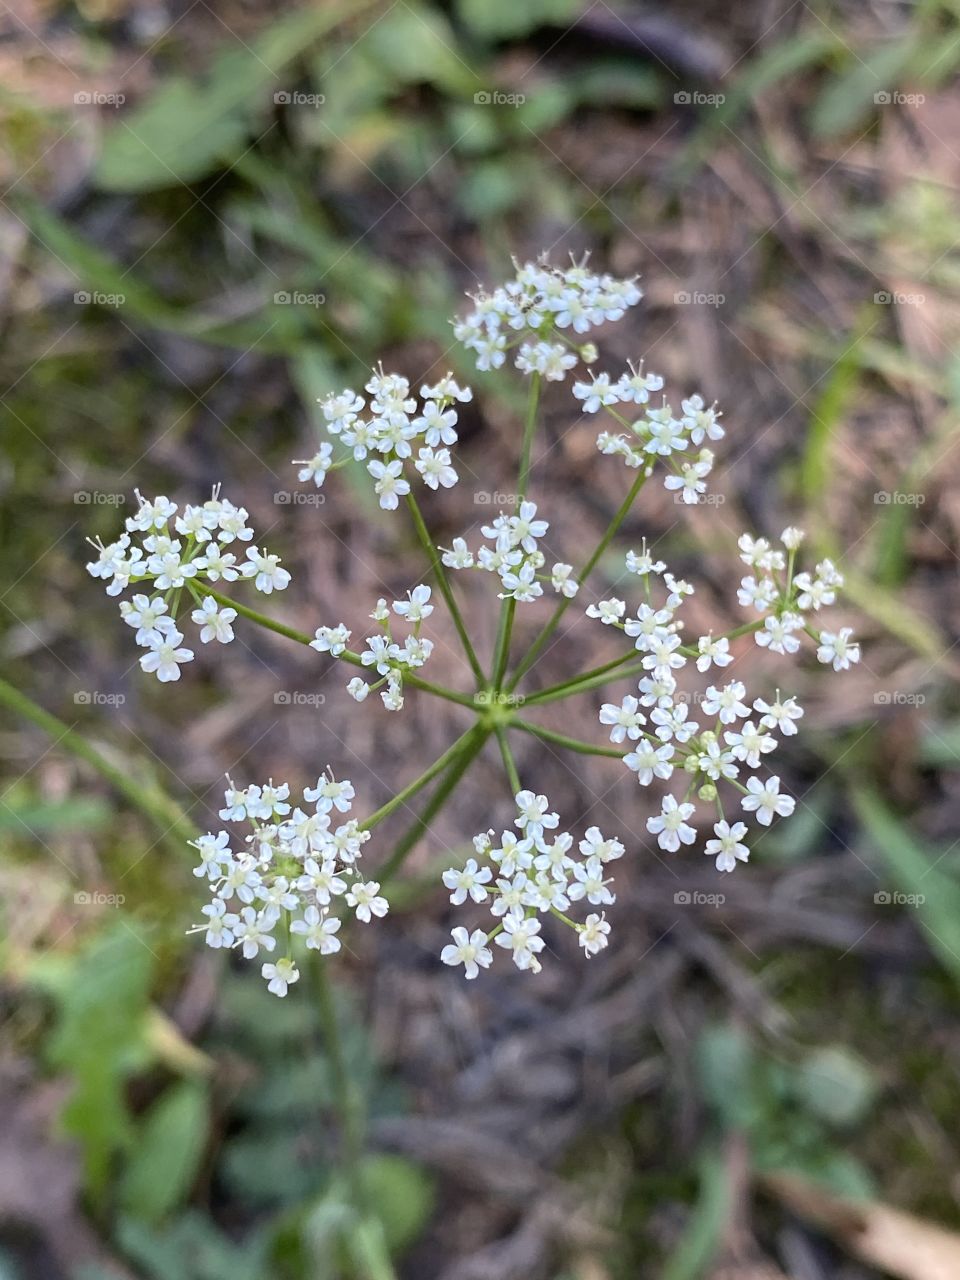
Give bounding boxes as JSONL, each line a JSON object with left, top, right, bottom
{"left": 764, "top": 1170, "right": 960, "bottom": 1280}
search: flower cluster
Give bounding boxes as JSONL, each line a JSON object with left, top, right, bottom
{"left": 439, "top": 790, "right": 622, "bottom": 977}
{"left": 304, "top": 370, "right": 472, "bottom": 510}
{"left": 85, "top": 488, "right": 289, "bottom": 682}
{"left": 439, "top": 501, "right": 577, "bottom": 603}
{"left": 736, "top": 531, "right": 861, "bottom": 669}
{"left": 312, "top": 586, "right": 436, "bottom": 712}
{"left": 593, "top": 530, "right": 860, "bottom": 871}
{"left": 191, "top": 773, "right": 386, "bottom": 995}
{"left": 574, "top": 363, "right": 724, "bottom": 503}
{"left": 453, "top": 255, "right": 642, "bottom": 378}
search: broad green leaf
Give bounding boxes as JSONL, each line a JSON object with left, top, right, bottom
{"left": 455, "top": 0, "right": 578, "bottom": 40}
{"left": 360, "top": 4, "right": 481, "bottom": 95}
{"left": 94, "top": 3, "right": 367, "bottom": 191}
{"left": 359, "top": 1154, "right": 435, "bottom": 1255}
{"left": 41, "top": 926, "right": 155, "bottom": 1201}
{"left": 119, "top": 1081, "right": 210, "bottom": 1224}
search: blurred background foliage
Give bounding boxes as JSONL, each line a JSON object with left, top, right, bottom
{"left": 3, "top": 0, "right": 960, "bottom": 1277}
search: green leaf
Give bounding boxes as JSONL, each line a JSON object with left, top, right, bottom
{"left": 455, "top": 0, "right": 578, "bottom": 40}
{"left": 809, "top": 41, "right": 920, "bottom": 138}
{"left": 41, "top": 925, "right": 155, "bottom": 1201}
{"left": 852, "top": 784, "right": 960, "bottom": 988}
{"left": 0, "top": 790, "right": 110, "bottom": 834}
{"left": 94, "top": 3, "right": 366, "bottom": 191}
{"left": 793, "top": 1046, "right": 878, "bottom": 1128}
{"left": 662, "top": 1149, "right": 730, "bottom": 1280}
{"left": 359, "top": 1154, "right": 435, "bottom": 1255}
{"left": 362, "top": 5, "right": 480, "bottom": 95}
{"left": 119, "top": 1081, "right": 210, "bottom": 1224}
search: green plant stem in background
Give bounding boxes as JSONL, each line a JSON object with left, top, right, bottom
{"left": 361, "top": 726, "right": 480, "bottom": 832}
{"left": 0, "top": 675, "right": 196, "bottom": 853}
{"left": 507, "top": 466, "right": 650, "bottom": 690}
{"left": 404, "top": 492, "right": 485, "bottom": 687}
{"left": 514, "top": 719, "right": 627, "bottom": 760}
{"left": 377, "top": 726, "right": 491, "bottom": 885}
{"left": 312, "top": 955, "right": 397, "bottom": 1280}
{"left": 196, "top": 584, "right": 476, "bottom": 707}
{"left": 495, "top": 727, "right": 522, "bottom": 795}
{"left": 517, "top": 371, "right": 542, "bottom": 500}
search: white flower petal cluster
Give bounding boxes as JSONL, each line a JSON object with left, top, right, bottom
{"left": 589, "top": 548, "right": 820, "bottom": 870}
{"left": 191, "top": 771, "right": 383, "bottom": 995}
{"left": 311, "top": 586, "right": 435, "bottom": 712}
{"left": 580, "top": 368, "right": 724, "bottom": 501}
{"left": 440, "top": 791, "right": 623, "bottom": 977}
{"left": 440, "top": 501, "right": 567, "bottom": 603}
{"left": 304, "top": 370, "right": 472, "bottom": 510}
{"left": 85, "top": 487, "right": 288, "bottom": 681}
{"left": 735, "top": 531, "right": 861, "bottom": 669}
{"left": 453, "top": 255, "right": 642, "bottom": 378}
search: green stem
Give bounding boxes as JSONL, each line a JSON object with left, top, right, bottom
{"left": 0, "top": 675, "right": 195, "bottom": 854}
{"left": 361, "top": 727, "right": 479, "bottom": 831}
{"left": 507, "top": 466, "right": 650, "bottom": 690}
{"left": 196, "top": 585, "right": 475, "bottom": 708}
{"left": 524, "top": 647, "right": 640, "bottom": 702}
{"left": 523, "top": 659, "right": 650, "bottom": 706}
{"left": 678, "top": 619, "right": 763, "bottom": 656}
{"left": 377, "top": 727, "right": 490, "bottom": 884}
{"left": 404, "top": 492, "right": 485, "bottom": 687}
{"left": 490, "top": 597, "right": 516, "bottom": 690}
{"left": 517, "top": 371, "right": 541, "bottom": 501}
{"left": 490, "top": 374, "right": 542, "bottom": 686}
{"left": 495, "top": 726, "right": 522, "bottom": 795}
{"left": 513, "top": 719, "right": 627, "bottom": 760}
{"left": 312, "top": 957, "right": 397, "bottom": 1280}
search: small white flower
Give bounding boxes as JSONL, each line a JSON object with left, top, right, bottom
{"left": 442, "top": 858, "right": 492, "bottom": 905}
{"left": 514, "top": 790, "right": 559, "bottom": 841}
{"left": 579, "top": 827, "right": 624, "bottom": 863}
{"left": 705, "top": 820, "right": 750, "bottom": 872}
{"left": 393, "top": 585, "right": 433, "bottom": 624}
{"left": 441, "top": 537, "right": 474, "bottom": 569}
{"left": 817, "top": 627, "right": 860, "bottom": 671}
{"left": 415, "top": 447, "right": 458, "bottom": 490}
{"left": 311, "top": 623, "right": 352, "bottom": 656}
{"left": 291, "top": 905, "right": 342, "bottom": 954}
{"left": 599, "top": 695, "right": 645, "bottom": 743}
{"left": 646, "top": 795, "right": 697, "bottom": 852}
{"left": 201, "top": 898, "right": 238, "bottom": 948}
{"left": 139, "top": 630, "right": 194, "bottom": 682}
{"left": 261, "top": 956, "right": 300, "bottom": 997}
{"left": 347, "top": 677, "right": 370, "bottom": 702}
{"left": 741, "top": 774, "right": 795, "bottom": 826}
{"left": 191, "top": 596, "right": 236, "bottom": 644}
{"left": 242, "top": 547, "right": 291, "bottom": 594}
{"left": 293, "top": 443, "right": 333, "bottom": 487}
{"left": 579, "top": 912, "right": 611, "bottom": 956}
{"left": 696, "top": 634, "right": 733, "bottom": 672}
{"left": 551, "top": 563, "right": 579, "bottom": 597}
{"left": 347, "top": 879, "right": 389, "bottom": 923}
{"left": 754, "top": 692, "right": 803, "bottom": 735}
{"left": 441, "top": 927, "right": 492, "bottom": 979}
{"left": 493, "top": 913, "right": 544, "bottom": 971}
{"left": 368, "top": 458, "right": 410, "bottom": 510}
{"left": 586, "top": 598, "right": 626, "bottom": 625}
